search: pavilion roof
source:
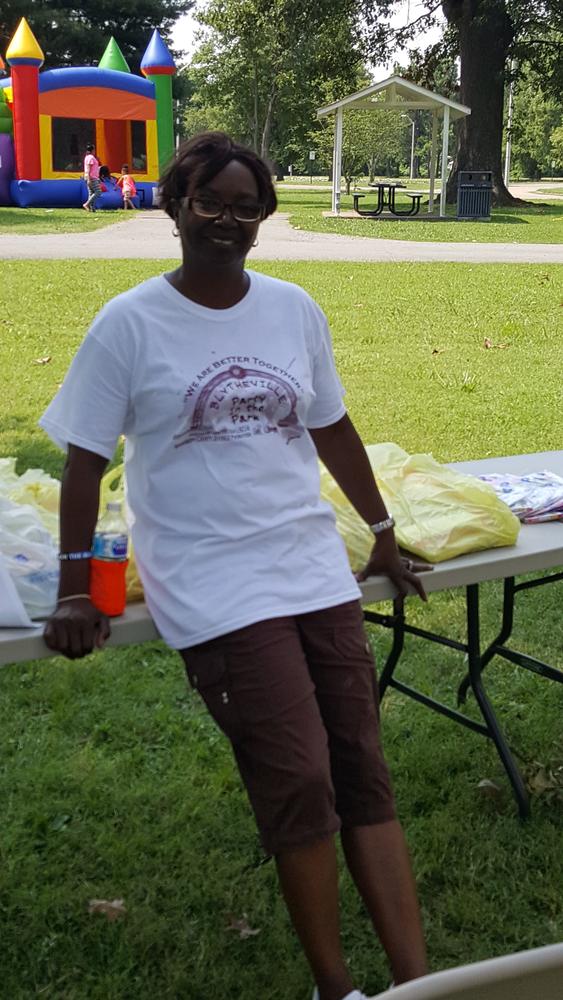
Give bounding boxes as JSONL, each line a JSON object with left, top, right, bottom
{"left": 317, "top": 75, "right": 470, "bottom": 121}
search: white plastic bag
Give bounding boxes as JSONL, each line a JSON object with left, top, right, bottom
{"left": 0, "top": 457, "right": 60, "bottom": 539}
{"left": 0, "top": 495, "right": 59, "bottom": 620}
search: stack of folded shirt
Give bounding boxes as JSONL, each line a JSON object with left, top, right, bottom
{"left": 479, "top": 470, "right": 563, "bottom": 523}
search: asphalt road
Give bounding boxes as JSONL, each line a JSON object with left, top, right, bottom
{"left": 0, "top": 180, "right": 560, "bottom": 264}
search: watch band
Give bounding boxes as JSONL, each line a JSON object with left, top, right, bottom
{"left": 369, "top": 516, "right": 395, "bottom": 535}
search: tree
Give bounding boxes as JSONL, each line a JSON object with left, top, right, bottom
{"left": 551, "top": 125, "right": 563, "bottom": 170}
{"left": 315, "top": 108, "right": 411, "bottom": 190}
{"left": 394, "top": 45, "right": 459, "bottom": 178}
{"left": 0, "top": 0, "right": 193, "bottom": 74}
{"left": 361, "top": 1, "right": 563, "bottom": 204}
{"left": 508, "top": 66, "right": 562, "bottom": 178}
{"left": 180, "top": 0, "right": 363, "bottom": 168}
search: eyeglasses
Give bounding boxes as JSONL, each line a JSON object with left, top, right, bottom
{"left": 185, "top": 195, "right": 264, "bottom": 223}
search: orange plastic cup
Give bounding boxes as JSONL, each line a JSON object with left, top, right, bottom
{"left": 90, "top": 558, "right": 128, "bottom": 617}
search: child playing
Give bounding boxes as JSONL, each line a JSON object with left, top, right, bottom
{"left": 116, "top": 164, "right": 137, "bottom": 209}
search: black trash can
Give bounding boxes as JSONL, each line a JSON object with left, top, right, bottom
{"left": 457, "top": 170, "right": 493, "bottom": 220}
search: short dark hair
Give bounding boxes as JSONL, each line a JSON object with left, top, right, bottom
{"left": 121, "top": 163, "right": 129, "bottom": 171}
{"left": 86, "top": 144, "right": 95, "bottom": 152}
{"left": 159, "top": 131, "right": 277, "bottom": 221}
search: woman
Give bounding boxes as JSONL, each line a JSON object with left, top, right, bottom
{"left": 82, "top": 142, "right": 101, "bottom": 211}
{"left": 41, "top": 132, "right": 429, "bottom": 1000}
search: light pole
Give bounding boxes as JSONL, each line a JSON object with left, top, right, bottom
{"left": 401, "top": 113, "right": 416, "bottom": 180}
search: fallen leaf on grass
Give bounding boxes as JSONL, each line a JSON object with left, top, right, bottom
{"left": 526, "top": 763, "right": 563, "bottom": 797}
{"left": 225, "top": 913, "right": 260, "bottom": 939}
{"left": 88, "top": 898, "right": 127, "bottom": 921}
{"left": 431, "top": 347, "right": 446, "bottom": 355}
{"left": 483, "top": 338, "right": 509, "bottom": 350}
{"left": 32, "top": 356, "right": 52, "bottom": 365}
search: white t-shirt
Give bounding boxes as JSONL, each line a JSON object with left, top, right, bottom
{"left": 40, "top": 271, "right": 361, "bottom": 647}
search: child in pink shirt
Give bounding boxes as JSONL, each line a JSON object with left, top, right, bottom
{"left": 116, "top": 164, "right": 137, "bottom": 209}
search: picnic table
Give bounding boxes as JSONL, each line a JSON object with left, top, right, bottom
{"left": 353, "top": 182, "right": 425, "bottom": 218}
{"left": 1, "top": 451, "right": 562, "bottom": 817}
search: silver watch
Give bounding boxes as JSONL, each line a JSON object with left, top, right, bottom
{"left": 369, "top": 516, "right": 395, "bottom": 535}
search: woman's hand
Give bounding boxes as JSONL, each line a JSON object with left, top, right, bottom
{"left": 44, "top": 598, "right": 110, "bottom": 660}
{"left": 355, "top": 532, "right": 433, "bottom": 608}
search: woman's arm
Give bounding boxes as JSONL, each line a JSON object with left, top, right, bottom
{"left": 43, "top": 444, "right": 111, "bottom": 659}
{"left": 309, "top": 414, "right": 430, "bottom": 603}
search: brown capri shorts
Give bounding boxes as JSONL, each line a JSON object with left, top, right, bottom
{"left": 180, "top": 599, "right": 396, "bottom": 856}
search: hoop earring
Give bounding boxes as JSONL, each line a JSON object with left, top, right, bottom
{"left": 252, "top": 238, "right": 259, "bottom": 247}
{"left": 172, "top": 225, "right": 180, "bottom": 237}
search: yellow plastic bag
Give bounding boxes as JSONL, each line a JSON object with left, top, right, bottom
{"left": 320, "top": 442, "right": 520, "bottom": 568}
{"left": 100, "top": 464, "right": 144, "bottom": 603}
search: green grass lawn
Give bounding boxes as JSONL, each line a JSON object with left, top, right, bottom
{"left": 276, "top": 188, "right": 563, "bottom": 244}
{"left": 0, "top": 260, "right": 562, "bottom": 999}
{"left": 0, "top": 207, "right": 129, "bottom": 234}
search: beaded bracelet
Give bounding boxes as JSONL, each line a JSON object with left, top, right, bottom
{"left": 58, "top": 551, "right": 92, "bottom": 561}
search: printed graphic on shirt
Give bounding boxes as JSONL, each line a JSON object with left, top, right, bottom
{"left": 174, "top": 357, "right": 305, "bottom": 447}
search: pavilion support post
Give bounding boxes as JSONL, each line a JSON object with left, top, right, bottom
{"left": 332, "top": 107, "right": 343, "bottom": 214}
{"left": 439, "top": 105, "right": 450, "bottom": 218}
{"left": 428, "top": 110, "right": 438, "bottom": 214}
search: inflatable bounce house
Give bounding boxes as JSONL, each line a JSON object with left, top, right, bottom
{"left": 0, "top": 17, "right": 176, "bottom": 209}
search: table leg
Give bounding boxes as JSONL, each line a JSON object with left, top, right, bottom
{"left": 458, "top": 577, "right": 516, "bottom": 705}
{"left": 373, "top": 598, "right": 405, "bottom": 697}
{"left": 457, "top": 573, "right": 563, "bottom": 704}
{"left": 372, "top": 185, "right": 385, "bottom": 215}
{"left": 465, "top": 584, "right": 530, "bottom": 818}
{"left": 390, "top": 197, "right": 422, "bottom": 217}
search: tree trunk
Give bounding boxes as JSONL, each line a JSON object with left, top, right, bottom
{"left": 260, "top": 85, "right": 277, "bottom": 162}
{"left": 252, "top": 62, "right": 260, "bottom": 153}
{"left": 442, "top": 0, "right": 522, "bottom": 205}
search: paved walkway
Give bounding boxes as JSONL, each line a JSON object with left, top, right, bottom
{"left": 0, "top": 179, "right": 561, "bottom": 264}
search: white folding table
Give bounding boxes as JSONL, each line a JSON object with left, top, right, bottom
{"left": 1, "top": 451, "right": 562, "bottom": 816}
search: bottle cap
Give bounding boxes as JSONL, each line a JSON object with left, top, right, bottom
{"left": 106, "top": 500, "right": 122, "bottom": 512}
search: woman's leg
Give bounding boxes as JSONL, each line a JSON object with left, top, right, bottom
{"left": 299, "top": 602, "right": 428, "bottom": 986}
{"left": 341, "top": 822, "right": 427, "bottom": 984}
{"left": 276, "top": 837, "right": 354, "bottom": 1000}
{"left": 181, "top": 617, "right": 355, "bottom": 1000}
{"left": 84, "top": 184, "right": 97, "bottom": 210}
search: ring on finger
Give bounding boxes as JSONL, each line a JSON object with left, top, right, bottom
{"left": 406, "top": 558, "right": 414, "bottom": 571}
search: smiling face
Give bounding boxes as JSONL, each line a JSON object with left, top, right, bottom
{"left": 175, "top": 159, "right": 262, "bottom": 268}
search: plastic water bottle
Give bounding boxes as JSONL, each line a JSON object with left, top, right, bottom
{"left": 90, "top": 500, "right": 129, "bottom": 616}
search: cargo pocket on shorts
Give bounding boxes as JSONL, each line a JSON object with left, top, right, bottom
{"left": 327, "top": 622, "right": 380, "bottom": 733}
{"left": 183, "top": 649, "right": 243, "bottom": 745}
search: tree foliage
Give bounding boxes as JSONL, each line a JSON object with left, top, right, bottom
{"left": 361, "top": 1, "right": 563, "bottom": 202}
{"left": 550, "top": 125, "right": 563, "bottom": 169}
{"left": 180, "top": 0, "right": 363, "bottom": 168}
{"left": 0, "top": 0, "right": 193, "bottom": 74}
{"left": 508, "top": 65, "right": 562, "bottom": 178}
{"left": 315, "top": 108, "right": 412, "bottom": 190}
{"left": 393, "top": 46, "right": 458, "bottom": 178}
{"left": 361, "top": 0, "right": 562, "bottom": 93}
